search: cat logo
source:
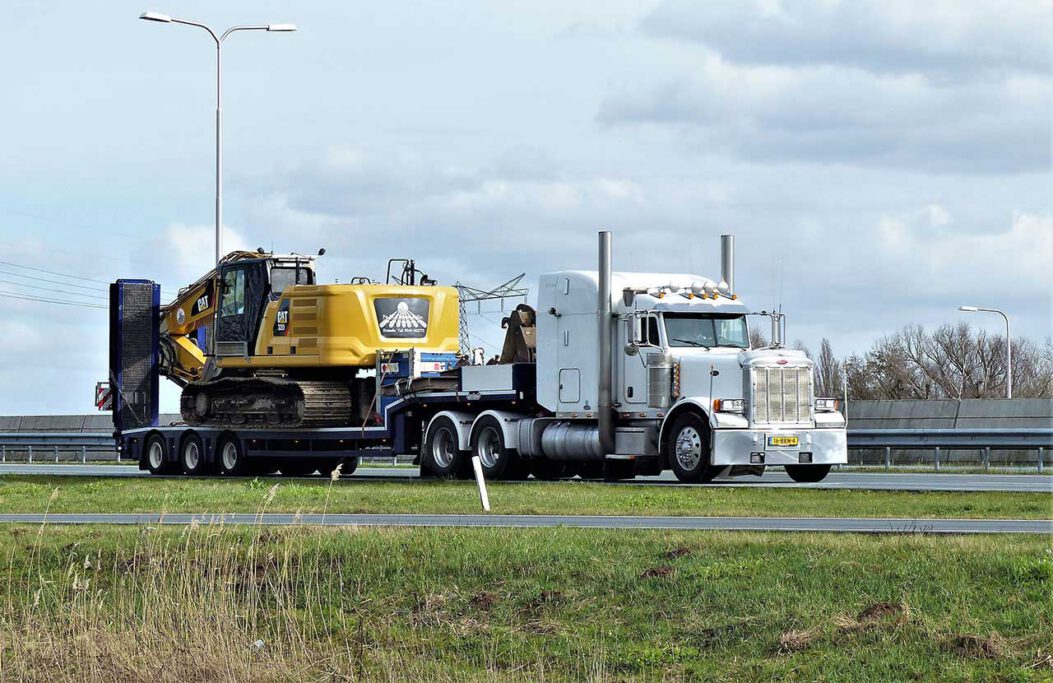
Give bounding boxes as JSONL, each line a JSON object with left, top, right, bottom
{"left": 374, "top": 298, "right": 429, "bottom": 339}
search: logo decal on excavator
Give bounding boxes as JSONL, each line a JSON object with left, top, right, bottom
{"left": 273, "top": 299, "right": 291, "bottom": 336}
{"left": 375, "top": 298, "right": 429, "bottom": 338}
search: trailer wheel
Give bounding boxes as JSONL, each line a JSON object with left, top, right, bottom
{"left": 217, "top": 434, "right": 251, "bottom": 477}
{"left": 179, "top": 433, "right": 213, "bottom": 476}
{"left": 422, "top": 416, "right": 464, "bottom": 478}
{"left": 784, "top": 464, "right": 832, "bottom": 483}
{"left": 667, "top": 412, "right": 719, "bottom": 483}
{"left": 471, "top": 416, "right": 526, "bottom": 480}
{"left": 144, "top": 433, "right": 176, "bottom": 475}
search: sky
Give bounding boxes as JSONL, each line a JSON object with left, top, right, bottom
{"left": 0, "top": 0, "right": 1050, "bottom": 414}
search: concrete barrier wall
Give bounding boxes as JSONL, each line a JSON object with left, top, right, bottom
{"left": 0, "top": 414, "right": 181, "bottom": 433}
{"left": 847, "top": 398, "right": 1053, "bottom": 429}
{"left": 846, "top": 399, "right": 1051, "bottom": 466}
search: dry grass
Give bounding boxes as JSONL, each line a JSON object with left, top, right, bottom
{"left": 0, "top": 516, "right": 611, "bottom": 682}
{"left": 0, "top": 504, "right": 1047, "bottom": 681}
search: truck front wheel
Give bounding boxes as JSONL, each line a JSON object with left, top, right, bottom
{"left": 784, "top": 464, "right": 832, "bottom": 483}
{"left": 666, "top": 413, "right": 719, "bottom": 483}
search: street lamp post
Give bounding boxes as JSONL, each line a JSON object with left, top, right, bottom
{"left": 959, "top": 306, "right": 1012, "bottom": 399}
{"left": 140, "top": 12, "right": 296, "bottom": 267}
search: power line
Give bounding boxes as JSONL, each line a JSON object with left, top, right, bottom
{"left": 0, "top": 290, "right": 107, "bottom": 310}
{"left": 0, "top": 259, "right": 110, "bottom": 285}
{"left": 0, "top": 279, "right": 106, "bottom": 301}
{"left": 0, "top": 261, "right": 177, "bottom": 299}
{"left": 0, "top": 269, "right": 109, "bottom": 293}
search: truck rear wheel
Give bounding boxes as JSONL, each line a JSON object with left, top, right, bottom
{"left": 667, "top": 412, "right": 719, "bottom": 483}
{"left": 422, "top": 416, "right": 464, "bottom": 478}
{"left": 784, "top": 464, "right": 832, "bottom": 483}
{"left": 217, "top": 435, "right": 251, "bottom": 476}
{"left": 144, "top": 433, "right": 176, "bottom": 475}
{"left": 471, "top": 416, "right": 527, "bottom": 480}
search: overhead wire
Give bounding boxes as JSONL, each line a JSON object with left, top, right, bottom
{"left": 0, "top": 290, "right": 107, "bottom": 309}
{"left": 0, "top": 259, "right": 178, "bottom": 299}
{"left": 0, "top": 279, "right": 107, "bottom": 300}
{"left": 0, "top": 259, "right": 111, "bottom": 284}
{"left": 0, "top": 268, "right": 109, "bottom": 293}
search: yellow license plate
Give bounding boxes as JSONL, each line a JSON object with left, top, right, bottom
{"left": 768, "top": 435, "right": 799, "bottom": 448}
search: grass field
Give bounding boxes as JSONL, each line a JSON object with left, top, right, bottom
{"left": 0, "top": 520, "right": 1049, "bottom": 682}
{"left": 0, "top": 474, "right": 1049, "bottom": 520}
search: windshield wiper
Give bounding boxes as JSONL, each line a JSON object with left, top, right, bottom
{"left": 672, "top": 338, "right": 710, "bottom": 348}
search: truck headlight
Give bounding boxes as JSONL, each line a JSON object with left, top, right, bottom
{"left": 714, "top": 398, "right": 745, "bottom": 413}
{"left": 814, "top": 398, "right": 839, "bottom": 412}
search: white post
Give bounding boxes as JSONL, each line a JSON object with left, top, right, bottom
{"left": 471, "top": 455, "right": 491, "bottom": 512}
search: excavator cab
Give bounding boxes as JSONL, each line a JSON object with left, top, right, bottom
{"left": 214, "top": 255, "right": 316, "bottom": 358}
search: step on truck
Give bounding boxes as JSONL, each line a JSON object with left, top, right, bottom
{"left": 109, "top": 232, "right": 847, "bottom": 482}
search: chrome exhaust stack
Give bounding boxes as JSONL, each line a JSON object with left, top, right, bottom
{"left": 597, "top": 231, "right": 614, "bottom": 457}
{"left": 720, "top": 234, "right": 734, "bottom": 296}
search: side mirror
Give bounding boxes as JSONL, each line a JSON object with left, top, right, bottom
{"left": 624, "top": 342, "right": 639, "bottom": 356}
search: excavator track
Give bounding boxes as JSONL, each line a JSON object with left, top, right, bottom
{"left": 180, "top": 377, "right": 351, "bottom": 429}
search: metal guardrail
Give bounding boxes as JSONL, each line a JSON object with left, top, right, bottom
{"left": 0, "top": 433, "right": 118, "bottom": 463}
{"left": 846, "top": 428, "right": 1050, "bottom": 472}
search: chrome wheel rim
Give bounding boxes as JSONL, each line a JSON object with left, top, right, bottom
{"left": 674, "top": 426, "right": 703, "bottom": 471}
{"left": 431, "top": 427, "right": 455, "bottom": 469}
{"left": 478, "top": 427, "right": 501, "bottom": 469}
{"left": 183, "top": 441, "right": 200, "bottom": 470}
{"left": 221, "top": 442, "right": 238, "bottom": 471}
{"left": 148, "top": 441, "right": 164, "bottom": 470}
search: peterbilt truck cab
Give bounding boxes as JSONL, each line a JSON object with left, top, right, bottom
{"left": 527, "top": 235, "right": 847, "bottom": 482}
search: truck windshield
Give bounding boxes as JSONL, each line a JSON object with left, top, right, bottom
{"left": 664, "top": 314, "right": 749, "bottom": 349}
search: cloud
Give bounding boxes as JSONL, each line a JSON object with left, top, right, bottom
{"left": 642, "top": 0, "right": 1052, "bottom": 79}
{"left": 597, "top": 56, "right": 1051, "bottom": 173}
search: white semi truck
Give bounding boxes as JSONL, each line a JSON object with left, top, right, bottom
{"left": 112, "top": 231, "right": 847, "bottom": 482}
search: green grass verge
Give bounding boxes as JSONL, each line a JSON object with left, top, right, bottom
{"left": 0, "top": 475, "right": 1049, "bottom": 519}
{"left": 0, "top": 524, "right": 1048, "bottom": 681}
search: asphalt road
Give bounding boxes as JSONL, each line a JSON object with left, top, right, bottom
{"left": 1, "top": 463, "right": 1050, "bottom": 493}
{"left": 0, "top": 512, "right": 1046, "bottom": 534}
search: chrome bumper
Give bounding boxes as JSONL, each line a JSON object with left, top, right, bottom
{"left": 711, "top": 428, "right": 847, "bottom": 466}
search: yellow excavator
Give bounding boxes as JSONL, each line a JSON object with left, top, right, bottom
{"left": 159, "top": 250, "right": 460, "bottom": 428}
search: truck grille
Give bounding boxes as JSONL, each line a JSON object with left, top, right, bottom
{"left": 751, "top": 366, "right": 812, "bottom": 424}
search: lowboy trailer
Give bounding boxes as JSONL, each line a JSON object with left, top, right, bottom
{"left": 109, "top": 232, "right": 847, "bottom": 482}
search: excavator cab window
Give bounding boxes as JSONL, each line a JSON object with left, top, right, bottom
{"left": 269, "top": 266, "right": 313, "bottom": 299}
{"left": 215, "top": 260, "right": 268, "bottom": 356}
{"left": 220, "top": 269, "right": 245, "bottom": 317}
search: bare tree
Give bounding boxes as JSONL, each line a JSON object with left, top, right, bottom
{"left": 749, "top": 327, "right": 769, "bottom": 349}
{"left": 814, "top": 338, "right": 843, "bottom": 398}
{"left": 835, "top": 323, "right": 1052, "bottom": 400}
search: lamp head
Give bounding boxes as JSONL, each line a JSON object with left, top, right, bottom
{"left": 266, "top": 23, "right": 297, "bottom": 32}
{"left": 959, "top": 305, "right": 979, "bottom": 312}
{"left": 140, "top": 11, "right": 173, "bottom": 23}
